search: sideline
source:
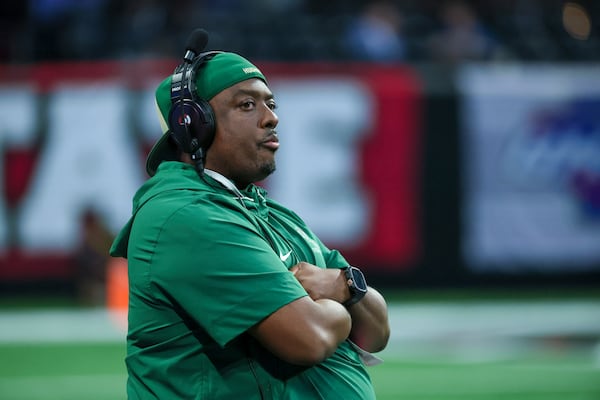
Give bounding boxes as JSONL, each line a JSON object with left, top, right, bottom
{"left": 0, "top": 301, "right": 599, "bottom": 344}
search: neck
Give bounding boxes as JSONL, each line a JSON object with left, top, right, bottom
{"left": 180, "top": 153, "right": 254, "bottom": 190}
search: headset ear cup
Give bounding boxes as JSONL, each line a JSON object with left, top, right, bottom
{"left": 168, "top": 99, "right": 215, "bottom": 153}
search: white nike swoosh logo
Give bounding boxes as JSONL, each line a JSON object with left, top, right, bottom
{"left": 279, "top": 250, "right": 292, "bottom": 262}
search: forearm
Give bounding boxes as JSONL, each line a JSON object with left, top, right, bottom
{"left": 314, "top": 298, "right": 354, "bottom": 353}
{"left": 250, "top": 296, "right": 351, "bottom": 366}
{"left": 290, "top": 262, "right": 390, "bottom": 353}
{"left": 347, "top": 287, "right": 390, "bottom": 353}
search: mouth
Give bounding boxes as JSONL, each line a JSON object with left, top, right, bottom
{"left": 261, "top": 133, "right": 279, "bottom": 151}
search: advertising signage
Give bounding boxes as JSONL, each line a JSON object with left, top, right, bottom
{"left": 0, "top": 61, "right": 423, "bottom": 280}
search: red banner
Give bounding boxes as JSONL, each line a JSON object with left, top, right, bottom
{"left": 0, "top": 61, "right": 422, "bottom": 281}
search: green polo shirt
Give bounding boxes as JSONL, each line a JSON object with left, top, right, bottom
{"left": 110, "top": 162, "right": 376, "bottom": 399}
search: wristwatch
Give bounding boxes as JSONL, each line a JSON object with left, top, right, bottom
{"left": 342, "top": 266, "right": 368, "bottom": 307}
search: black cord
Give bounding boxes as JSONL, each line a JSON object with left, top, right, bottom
{"left": 191, "top": 146, "right": 205, "bottom": 177}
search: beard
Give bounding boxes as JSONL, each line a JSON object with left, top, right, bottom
{"left": 259, "top": 160, "right": 276, "bottom": 179}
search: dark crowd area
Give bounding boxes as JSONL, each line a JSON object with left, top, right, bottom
{"left": 0, "top": 0, "right": 598, "bottom": 64}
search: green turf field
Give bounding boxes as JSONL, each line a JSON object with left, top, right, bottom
{"left": 371, "top": 352, "right": 600, "bottom": 400}
{"left": 0, "top": 342, "right": 598, "bottom": 400}
{"left": 1, "top": 291, "right": 599, "bottom": 399}
{"left": 0, "top": 343, "right": 126, "bottom": 400}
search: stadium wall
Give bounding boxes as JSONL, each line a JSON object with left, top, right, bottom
{"left": 0, "top": 60, "right": 598, "bottom": 293}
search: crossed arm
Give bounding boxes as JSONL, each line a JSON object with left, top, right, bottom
{"left": 290, "top": 262, "right": 390, "bottom": 353}
{"left": 249, "top": 262, "right": 390, "bottom": 366}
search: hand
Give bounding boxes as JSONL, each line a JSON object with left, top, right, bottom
{"left": 290, "top": 262, "right": 349, "bottom": 304}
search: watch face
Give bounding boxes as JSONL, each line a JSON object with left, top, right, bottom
{"left": 343, "top": 267, "right": 368, "bottom": 307}
{"left": 350, "top": 267, "right": 368, "bottom": 292}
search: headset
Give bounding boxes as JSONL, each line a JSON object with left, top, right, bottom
{"left": 168, "top": 50, "right": 222, "bottom": 175}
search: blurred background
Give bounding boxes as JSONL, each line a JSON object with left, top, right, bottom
{"left": 0, "top": 0, "right": 599, "bottom": 399}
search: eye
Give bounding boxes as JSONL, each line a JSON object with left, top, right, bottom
{"left": 240, "top": 100, "right": 255, "bottom": 110}
{"left": 267, "top": 100, "right": 278, "bottom": 111}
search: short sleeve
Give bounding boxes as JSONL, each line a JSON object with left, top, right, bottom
{"left": 149, "top": 199, "right": 308, "bottom": 347}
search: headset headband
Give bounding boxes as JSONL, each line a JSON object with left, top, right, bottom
{"left": 171, "top": 51, "right": 223, "bottom": 105}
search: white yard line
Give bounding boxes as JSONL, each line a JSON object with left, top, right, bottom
{"left": 0, "top": 301, "right": 599, "bottom": 344}
{"left": 387, "top": 301, "right": 600, "bottom": 340}
{"left": 0, "top": 309, "right": 126, "bottom": 343}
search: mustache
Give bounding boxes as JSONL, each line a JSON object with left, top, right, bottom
{"left": 262, "top": 130, "right": 278, "bottom": 142}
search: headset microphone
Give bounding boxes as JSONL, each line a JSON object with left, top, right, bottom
{"left": 183, "top": 29, "right": 209, "bottom": 63}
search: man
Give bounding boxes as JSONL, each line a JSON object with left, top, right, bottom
{"left": 110, "top": 33, "right": 390, "bottom": 399}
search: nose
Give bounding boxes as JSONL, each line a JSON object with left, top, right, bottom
{"left": 262, "top": 104, "right": 278, "bottom": 129}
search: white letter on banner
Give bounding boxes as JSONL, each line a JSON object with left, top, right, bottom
{"left": 268, "top": 79, "right": 373, "bottom": 246}
{"left": 18, "top": 85, "right": 144, "bottom": 251}
{"left": 137, "top": 80, "right": 166, "bottom": 144}
{"left": 0, "top": 86, "right": 38, "bottom": 251}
